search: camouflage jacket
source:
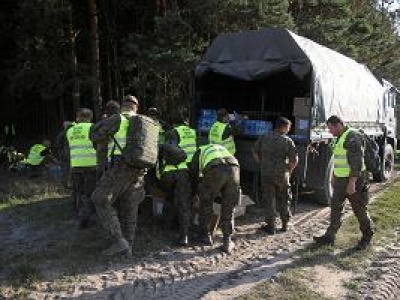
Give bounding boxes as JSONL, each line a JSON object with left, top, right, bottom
{"left": 253, "top": 130, "right": 297, "bottom": 178}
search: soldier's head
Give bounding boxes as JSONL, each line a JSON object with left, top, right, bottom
{"left": 174, "top": 108, "right": 190, "bottom": 125}
{"left": 147, "top": 107, "right": 160, "bottom": 121}
{"left": 275, "top": 117, "right": 291, "bottom": 135}
{"left": 326, "top": 115, "right": 345, "bottom": 137}
{"left": 42, "top": 139, "right": 51, "bottom": 148}
{"left": 217, "top": 108, "right": 230, "bottom": 123}
{"left": 104, "top": 100, "right": 120, "bottom": 117}
{"left": 76, "top": 108, "right": 93, "bottom": 123}
{"left": 121, "top": 95, "right": 139, "bottom": 114}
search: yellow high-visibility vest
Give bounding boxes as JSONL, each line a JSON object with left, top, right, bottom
{"left": 108, "top": 114, "right": 129, "bottom": 157}
{"left": 333, "top": 127, "right": 365, "bottom": 177}
{"left": 25, "top": 144, "right": 47, "bottom": 166}
{"left": 156, "top": 161, "right": 188, "bottom": 179}
{"left": 199, "top": 144, "right": 232, "bottom": 176}
{"left": 176, "top": 125, "right": 197, "bottom": 162}
{"left": 66, "top": 122, "right": 97, "bottom": 167}
{"left": 209, "top": 121, "right": 236, "bottom": 155}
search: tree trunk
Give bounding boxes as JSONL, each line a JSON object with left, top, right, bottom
{"left": 88, "top": 0, "right": 101, "bottom": 120}
{"left": 69, "top": 2, "right": 80, "bottom": 116}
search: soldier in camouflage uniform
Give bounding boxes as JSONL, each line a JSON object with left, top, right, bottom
{"left": 190, "top": 144, "right": 240, "bottom": 254}
{"left": 90, "top": 95, "right": 146, "bottom": 256}
{"left": 156, "top": 144, "right": 191, "bottom": 246}
{"left": 253, "top": 117, "right": 298, "bottom": 234}
{"left": 314, "top": 115, "right": 373, "bottom": 250}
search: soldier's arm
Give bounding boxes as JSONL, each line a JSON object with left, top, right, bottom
{"left": 221, "top": 124, "right": 233, "bottom": 140}
{"left": 287, "top": 138, "right": 299, "bottom": 172}
{"left": 165, "top": 129, "right": 180, "bottom": 146}
{"left": 344, "top": 131, "right": 364, "bottom": 178}
{"left": 90, "top": 115, "right": 121, "bottom": 144}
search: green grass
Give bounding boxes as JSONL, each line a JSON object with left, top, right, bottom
{"left": 7, "top": 258, "right": 43, "bottom": 286}
{"left": 238, "top": 269, "right": 333, "bottom": 300}
{"left": 238, "top": 179, "right": 400, "bottom": 299}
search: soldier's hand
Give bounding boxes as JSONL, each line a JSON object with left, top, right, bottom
{"left": 346, "top": 181, "right": 356, "bottom": 195}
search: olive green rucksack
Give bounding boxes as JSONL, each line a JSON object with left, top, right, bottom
{"left": 360, "top": 131, "right": 381, "bottom": 175}
{"left": 114, "top": 114, "right": 159, "bottom": 169}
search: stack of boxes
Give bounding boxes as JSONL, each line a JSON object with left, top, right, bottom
{"left": 197, "top": 109, "right": 217, "bottom": 132}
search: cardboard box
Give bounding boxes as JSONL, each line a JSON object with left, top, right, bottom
{"left": 293, "top": 97, "right": 311, "bottom": 117}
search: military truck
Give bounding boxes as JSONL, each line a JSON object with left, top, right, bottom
{"left": 191, "top": 28, "right": 398, "bottom": 204}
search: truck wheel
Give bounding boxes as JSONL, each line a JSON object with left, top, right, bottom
{"left": 373, "top": 144, "right": 394, "bottom": 181}
{"left": 314, "top": 156, "right": 334, "bottom": 205}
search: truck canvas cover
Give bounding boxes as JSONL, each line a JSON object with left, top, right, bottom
{"left": 195, "top": 28, "right": 385, "bottom": 125}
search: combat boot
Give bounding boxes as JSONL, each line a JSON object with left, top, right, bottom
{"left": 281, "top": 219, "right": 289, "bottom": 232}
{"left": 261, "top": 222, "right": 276, "bottom": 235}
{"left": 176, "top": 231, "right": 189, "bottom": 247}
{"left": 102, "top": 238, "right": 131, "bottom": 256}
{"left": 196, "top": 233, "right": 214, "bottom": 246}
{"left": 313, "top": 234, "right": 335, "bottom": 247}
{"left": 354, "top": 231, "right": 374, "bottom": 251}
{"left": 220, "top": 236, "right": 235, "bottom": 254}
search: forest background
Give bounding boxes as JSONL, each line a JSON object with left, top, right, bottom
{"left": 1, "top": 0, "right": 400, "bottom": 144}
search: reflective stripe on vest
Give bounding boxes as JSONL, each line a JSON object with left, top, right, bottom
{"left": 209, "top": 121, "right": 236, "bottom": 155}
{"left": 199, "top": 144, "right": 232, "bottom": 175}
{"left": 156, "top": 160, "right": 188, "bottom": 179}
{"left": 108, "top": 115, "right": 129, "bottom": 157}
{"left": 176, "top": 125, "right": 197, "bottom": 162}
{"left": 66, "top": 122, "right": 96, "bottom": 167}
{"left": 25, "top": 144, "right": 46, "bottom": 166}
{"left": 333, "top": 127, "right": 365, "bottom": 177}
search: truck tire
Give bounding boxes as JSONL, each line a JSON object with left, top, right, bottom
{"left": 313, "top": 156, "right": 334, "bottom": 205}
{"left": 373, "top": 144, "right": 394, "bottom": 182}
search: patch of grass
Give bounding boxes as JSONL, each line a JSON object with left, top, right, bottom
{"left": 240, "top": 178, "right": 400, "bottom": 299}
{"left": 237, "top": 270, "right": 333, "bottom": 300}
{"left": 8, "top": 259, "right": 43, "bottom": 287}
{"left": 52, "top": 275, "right": 85, "bottom": 293}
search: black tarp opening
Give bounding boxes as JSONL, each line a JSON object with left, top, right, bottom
{"left": 195, "top": 28, "right": 312, "bottom": 82}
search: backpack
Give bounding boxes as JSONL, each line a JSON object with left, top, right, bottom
{"left": 114, "top": 114, "right": 159, "bottom": 168}
{"left": 360, "top": 131, "right": 381, "bottom": 174}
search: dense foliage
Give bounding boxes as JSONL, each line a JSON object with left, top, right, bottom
{"left": 0, "top": 0, "right": 399, "bottom": 140}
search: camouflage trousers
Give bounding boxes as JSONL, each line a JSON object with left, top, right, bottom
{"left": 325, "top": 173, "right": 373, "bottom": 239}
{"left": 71, "top": 168, "right": 96, "bottom": 219}
{"left": 198, "top": 164, "right": 240, "bottom": 237}
{"left": 261, "top": 175, "right": 292, "bottom": 224}
{"left": 159, "top": 169, "right": 191, "bottom": 235}
{"left": 91, "top": 161, "right": 145, "bottom": 246}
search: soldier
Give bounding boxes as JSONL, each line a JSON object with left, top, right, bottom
{"left": 90, "top": 95, "right": 148, "bottom": 256}
{"left": 253, "top": 117, "right": 298, "bottom": 234}
{"left": 55, "top": 121, "right": 74, "bottom": 189}
{"left": 190, "top": 144, "right": 240, "bottom": 254}
{"left": 66, "top": 108, "right": 97, "bottom": 227}
{"left": 23, "top": 139, "right": 53, "bottom": 177}
{"left": 165, "top": 109, "right": 197, "bottom": 163}
{"left": 313, "top": 115, "right": 373, "bottom": 250}
{"left": 156, "top": 144, "right": 191, "bottom": 246}
{"left": 208, "top": 108, "right": 237, "bottom": 155}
